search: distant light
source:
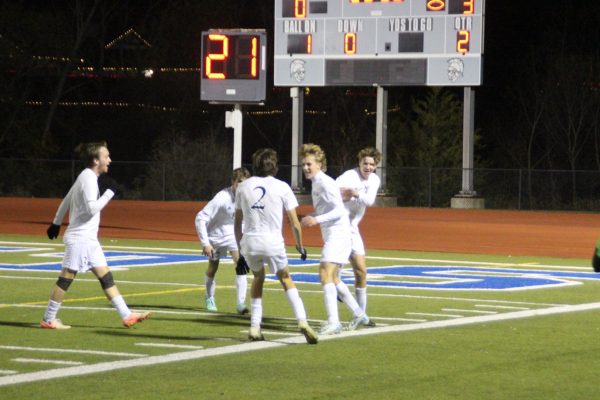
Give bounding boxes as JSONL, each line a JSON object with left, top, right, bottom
{"left": 143, "top": 69, "right": 154, "bottom": 78}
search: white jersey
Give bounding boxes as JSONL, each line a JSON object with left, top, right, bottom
{"left": 195, "top": 187, "right": 235, "bottom": 246}
{"left": 235, "top": 176, "right": 298, "bottom": 256}
{"left": 52, "top": 168, "right": 114, "bottom": 241}
{"left": 336, "top": 168, "right": 380, "bottom": 229}
{"left": 311, "top": 170, "right": 350, "bottom": 241}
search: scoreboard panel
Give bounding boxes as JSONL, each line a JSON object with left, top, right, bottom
{"left": 274, "top": 0, "right": 484, "bottom": 86}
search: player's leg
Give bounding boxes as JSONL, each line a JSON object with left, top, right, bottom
{"left": 40, "top": 267, "right": 77, "bottom": 329}
{"left": 350, "top": 253, "right": 368, "bottom": 309}
{"left": 319, "top": 261, "right": 343, "bottom": 334}
{"left": 248, "top": 256, "right": 265, "bottom": 341}
{"left": 275, "top": 261, "right": 318, "bottom": 344}
{"left": 231, "top": 250, "right": 249, "bottom": 314}
{"left": 205, "top": 257, "right": 219, "bottom": 311}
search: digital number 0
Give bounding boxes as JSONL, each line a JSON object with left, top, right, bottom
{"left": 344, "top": 33, "right": 357, "bottom": 55}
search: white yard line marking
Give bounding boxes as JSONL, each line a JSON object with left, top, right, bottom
{"left": 0, "top": 345, "right": 147, "bottom": 358}
{"left": 475, "top": 304, "right": 530, "bottom": 310}
{"left": 0, "top": 370, "right": 18, "bottom": 375}
{"left": 240, "top": 329, "right": 295, "bottom": 337}
{"left": 442, "top": 308, "right": 497, "bottom": 315}
{"left": 369, "top": 316, "right": 425, "bottom": 322}
{"left": 407, "top": 312, "right": 464, "bottom": 318}
{"left": 12, "top": 358, "right": 84, "bottom": 366}
{"left": 135, "top": 343, "right": 204, "bottom": 350}
{"left": 2, "top": 301, "right": 600, "bottom": 387}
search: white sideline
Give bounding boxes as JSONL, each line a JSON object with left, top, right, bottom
{"left": 2, "top": 301, "right": 600, "bottom": 387}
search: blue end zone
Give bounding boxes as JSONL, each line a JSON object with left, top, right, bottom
{"left": 268, "top": 265, "right": 600, "bottom": 291}
{"left": 0, "top": 248, "right": 319, "bottom": 272}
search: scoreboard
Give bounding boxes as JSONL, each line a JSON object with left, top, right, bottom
{"left": 274, "top": 0, "right": 485, "bottom": 86}
{"left": 200, "top": 29, "right": 267, "bottom": 103}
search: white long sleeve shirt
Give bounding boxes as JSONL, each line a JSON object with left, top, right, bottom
{"left": 52, "top": 168, "right": 114, "bottom": 241}
{"left": 310, "top": 170, "right": 350, "bottom": 240}
{"left": 336, "top": 168, "right": 381, "bottom": 228}
{"left": 194, "top": 187, "right": 236, "bottom": 246}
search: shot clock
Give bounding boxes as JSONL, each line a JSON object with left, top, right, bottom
{"left": 200, "top": 29, "right": 267, "bottom": 103}
{"left": 274, "top": 0, "right": 485, "bottom": 86}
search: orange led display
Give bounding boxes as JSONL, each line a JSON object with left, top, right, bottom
{"left": 426, "top": 0, "right": 445, "bottom": 11}
{"left": 205, "top": 34, "right": 228, "bottom": 80}
{"left": 294, "top": 0, "right": 306, "bottom": 18}
{"left": 463, "top": 0, "right": 474, "bottom": 14}
{"left": 344, "top": 33, "right": 357, "bottom": 54}
{"left": 456, "top": 30, "right": 470, "bottom": 54}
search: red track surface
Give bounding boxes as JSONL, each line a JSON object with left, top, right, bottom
{"left": 0, "top": 197, "right": 598, "bottom": 259}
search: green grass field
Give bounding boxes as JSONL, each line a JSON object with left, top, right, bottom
{"left": 1, "top": 233, "right": 599, "bottom": 399}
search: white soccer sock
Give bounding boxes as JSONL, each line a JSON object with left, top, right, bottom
{"left": 250, "top": 298, "right": 262, "bottom": 327}
{"left": 323, "top": 283, "right": 340, "bottom": 325}
{"left": 110, "top": 295, "right": 131, "bottom": 319}
{"left": 336, "top": 282, "right": 363, "bottom": 317}
{"left": 205, "top": 274, "right": 216, "bottom": 298}
{"left": 355, "top": 287, "right": 367, "bottom": 313}
{"left": 236, "top": 274, "right": 247, "bottom": 304}
{"left": 43, "top": 299, "right": 61, "bottom": 322}
{"left": 285, "top": 287, "right": 307, "bottom": 322}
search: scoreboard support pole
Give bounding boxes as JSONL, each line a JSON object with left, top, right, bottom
{"left": 375, "top": 86, "right": 388, "bottom": 192}
{"left": 451, "top": 87, "right": 485, "bottom": 209}
{"left": 290, "top": 87, "right": 304, "bottom": 190}
{"left": 225, "top": 104, "right": 243, "bottom": 169}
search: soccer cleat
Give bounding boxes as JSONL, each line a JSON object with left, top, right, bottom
{"left": 40, "top": 319, "right": 71, "bottom": 330}
{"left": 248, "top": 326, "right": 264, "bottom": 341}
{"left": 365, "top": 318, "right": 377, "bottom": 328}
{"left": 318, "top": 322, "right": 343, "bottom": 335}
{"left": 122, "top": 311, "right": 151, "bottom": 328}
{"left": 298, "top": 321, "right": 318, "bottom": 344}
{"left": 205, "top": 297, "right": 217, "bottom": 312}
{"left": 348, "top": 313, "right": 370, "bottom": 331}
{"left": 236, "top": 303, "right": 249, "bottom": 315}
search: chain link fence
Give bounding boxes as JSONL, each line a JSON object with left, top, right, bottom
{"left": 2, "top": 157, "right": 600, "bottom": 211}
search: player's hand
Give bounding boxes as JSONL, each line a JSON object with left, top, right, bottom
{"left": 296, "top": 245, "right": 307, "bottom": 261}
{"left": 236, "top": 256, "right": 250, "bottom": 275}
{"left": 47, "top": 223, "right": 60, "bottom": 240}
{"left": 98, "top": 174, "right": 119, "bottom": 197}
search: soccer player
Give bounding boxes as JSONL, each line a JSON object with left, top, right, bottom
{"left": 234, "top": 148, "right": 318, "bottom": 344}
{"left": 299, "top": 143, "right": 370, "bottom": 335}
{"left": 41, "top": 141, "right": 150, "bottom": 329}
{"left": 336, "top": 147, "right": 381, "bottom": 324}
{"left": 195, "top": 167, "right": 251, "bottom": 314}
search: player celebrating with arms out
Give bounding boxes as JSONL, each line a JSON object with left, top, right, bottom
{"left": 195, "top": 167, "right": 251, "bottom": 314}
{"left": 336, "top": 147, "right": 381, "bottom": 325}
{"left": 234, "top": 148, "right": 317, "bottom": 344}
{"left": 299, "top": 143, "right": 370, "bottom": 335}
{"left": 42, "top": 141, "right": 150, "bottom": 329}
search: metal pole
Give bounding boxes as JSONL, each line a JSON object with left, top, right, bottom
{"left": 290, "top": 87, "right": 304, "bottom": 190}
{"left": 225, "top": 104, "right": 243, "bottom": 169}
{"left": 376, "top": 86, "right": 388, "bottom": 192}
{"left": 461, "top": 87, "right": 476, "bottom": 195}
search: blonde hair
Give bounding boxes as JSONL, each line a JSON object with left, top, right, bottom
{"left": 300, "top": 143, "right": 327, "bottom": 172}
{"left": 231, "top": 167, "right": 250, "bottom": 184}
{"left": 357, "top": 147, "right": 382, "bottom": 165}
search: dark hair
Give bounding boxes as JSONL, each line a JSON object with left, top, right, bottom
{"left": 252, "top": 148, "right": 278, "bottom": 177}
{"left": 74, "top": 141, "right": 107, "bottom": 167}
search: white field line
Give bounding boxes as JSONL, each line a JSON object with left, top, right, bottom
{"left": 0, "top": 275, "right": 201, "bottom": 287}
{"left": 12, "top": 358, "right": 83, "bottom": 366}
{"left": 0, "top": 345, "right": 147, "bottom": 358}
{"left": 441, "top": 308, "right": 498, "bottom": 315}
{"left": 2, "top": 301, "right": 600, "bottom": 387}
{"left": 240, "top": 329, "right": 293, "bottom": 337}
{"left": 135, "top": 343, "right": 204, "bottom": 350}
{"left": 406, "top": 312, "right": 464, "bottom": 318}
{"left": 0, "top": 370, "right": 17, "bottom": 375}
{"left": 475, "top": 304, "right": 530, "bottom": 310}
